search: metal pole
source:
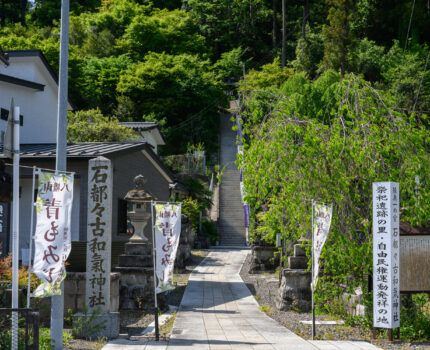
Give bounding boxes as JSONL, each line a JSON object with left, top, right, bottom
{"left": 203, "top": 154, "right": 206, "bottom": 175}
{"left": 311, "top": 199, "right": 315, "bottom": 340}
{"left": 11, "top": 105, "right": 20, "bottom": 350}
{"left": 151, "top": 201, "right": 159, "bottom": 341}
{"left": 187, "top": 153, "right": 191, "bottom": 175}
{"left": 26, "top": 167, "right": 37, "bottom": 309}
{"left": 282, "top": 0, "right": 286, "bottom": 68}
{"left": 52, "top": 0, "right": 69, "bottom": 347}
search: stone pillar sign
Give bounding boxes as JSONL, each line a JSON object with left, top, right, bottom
{"left": 86, "top": 156, "right": 112, "bottom": 311}
{"left": 79, "top": 156, "right": 118, "bottom": 338}
{"left": 372, "top": 182, "right": 400, "bottom": 330}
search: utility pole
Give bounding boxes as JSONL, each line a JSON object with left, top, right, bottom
{"left": 11, "top": 103, "right": 20, "bottom": 350}
{"left": 282, "top": 0, "right": 286, "bottom": 68}
{"left": 51, "top": 0, "right": 69, "bottom": 348}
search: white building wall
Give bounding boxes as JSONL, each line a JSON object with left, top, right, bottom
{"left": 0, "top": 57, "right": 59, "bottom": 144}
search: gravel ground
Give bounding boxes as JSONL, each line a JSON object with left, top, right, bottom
{"left": 65, "top": 250, "right": 209, "bottom": 349}
{"left": 239, "top": 253, "right": 430, "bottom": 350}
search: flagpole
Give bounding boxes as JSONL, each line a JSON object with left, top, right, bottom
{"left": 11, "top": 105, "right": 20, "bottom": 350}
{"left": 311, "top": 199, "right": 315, "bottom": 340}
{"left": 151, "top": 201, "right": 159, "bottom": 341}
{"left": 26, "top": 167, "right": 37, "bottom": 308}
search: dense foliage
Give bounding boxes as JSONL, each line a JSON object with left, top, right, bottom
{"left": 1, "top": 0, "right": 429, "bottom": 155}
{"left": 238, "top": 64, "right": 430, "bottom": 338}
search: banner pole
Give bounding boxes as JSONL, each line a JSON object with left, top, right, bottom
{"left": 151, "top": 201, "right": 159, "bottom": 341}
{"left": 311, "top": 199, "right": 315, "bottom": 340}
{"left": 26, "top": 167, "right": 37, "bottom": 309}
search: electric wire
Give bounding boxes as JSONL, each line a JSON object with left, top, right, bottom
{"left": 395, "top": 0, "right": 416, "bottom": 99}
{"left": 3, "top": 162, "right": 75, "bottom": 174}
{"left": 412, "top": 47, "right": 430, "bottom": 114}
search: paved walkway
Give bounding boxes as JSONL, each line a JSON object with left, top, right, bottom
{"left": 104, "top": 249, "right": 381, "bottom": 350}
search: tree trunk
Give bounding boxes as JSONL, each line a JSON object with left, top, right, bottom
{"left": 20, "top": 0, "right": 26, "bottom": 26}
{"left": 1, "top": 0, "right": 5, "bottom": 27}
{"left": 281, "top": 0, "right": 285, "bottom": 67}
{"left": 302, "top": 0, "right": 310, "bottom": 39}
{"left": 272, "top": 0, "right": 277, "bottom": 48}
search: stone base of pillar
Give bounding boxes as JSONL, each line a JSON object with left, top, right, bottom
{"left": 72, "top": 311, "right": 119, "bottom": 339}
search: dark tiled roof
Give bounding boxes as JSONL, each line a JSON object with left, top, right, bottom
{"left": 119, "top": 122, "right": 158, "bottom": 130}
{"left": 0, "top": 142, "right": 147, "bottom": 158}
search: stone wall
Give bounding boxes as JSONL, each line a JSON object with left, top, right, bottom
{"left": 249, "top": 245, "right": 279, "bottom": 273}
{"left": 175, "top": 215, "right": 195, "bottom": 270}
{"left": 64, "top": 272, "right": 120, "bottom": 313}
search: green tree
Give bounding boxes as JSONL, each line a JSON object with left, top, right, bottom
{"left": 74, "top": 55, "right": 132, "bottom": 114}
{"left": 30, "top": 0, "right": 101, "bottom": 27}
{"left": 118, "top": 9, "right": 207, "bottom": 60}
{"left": 183, "top": 0, "right": 272, "bottom": 60}
{"left": 293, "top": 31, "right": 324, "bottom": 78}
{"left": 321, "top": 0, "right": 354, "bottom": 76}
{"left": 381, "top": 42, "right": 430, "bottom": 113}
{"left": 67, "top": 109, "right": 135, "bottom": 142}
{"left": 116, "top": 52, "right": 225, "bottom": 153}
{"left": 346, "top": 38, "right": 385, "bottom": 82}
{"left": 238, "top": 57, "right": 292, "bottom": 93}
{"left": 0, "top": 0, "right": 27, "bottom": 27}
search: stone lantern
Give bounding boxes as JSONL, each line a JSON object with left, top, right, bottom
{"left": 124, "top": 175, "right": 156, "bottom": 242}
{"left": 116, "top": 175, "right": 166, "bottom": 310}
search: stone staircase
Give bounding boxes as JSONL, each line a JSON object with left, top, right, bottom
{"left": 217, "top": 113, "right": 246, "bottom": 246}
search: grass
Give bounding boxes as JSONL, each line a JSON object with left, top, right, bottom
{"left": 191, "top": 250, "right": 208, "bottom": 258}
{"left": 259, "top": 304, "right": 273, "bottom": 316}
{"left": 88, "top": 337, "right": 108, "bottom": 349}
{"left": 160, "top": 311, "right": 177, "bottom": 337}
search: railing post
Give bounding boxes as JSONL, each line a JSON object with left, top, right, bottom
{"left": 32, "top": 311, "right": 39, "bottom": 350}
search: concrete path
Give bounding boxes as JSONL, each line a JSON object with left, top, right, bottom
{"left": 103, "top": 249, "right": 381, "bottom": 350}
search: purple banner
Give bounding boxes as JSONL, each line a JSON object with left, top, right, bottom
{"left": 244, "top": 204, "right": 250, "bottom": 228}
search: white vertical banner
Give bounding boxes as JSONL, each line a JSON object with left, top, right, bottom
{"left": 373, "top": 182, "right": 400, "bottom": 329}
{"left": 312, "top": 202, "right": 333, "bottom": 288}
{"left": 33, "top": 171, "right": 74, "bottom": 297}
{"left": 154, "top": 203, "right": 181, "bottom": 293}
{"left": 86, "top": 157, "right": 112, "bottom": 312}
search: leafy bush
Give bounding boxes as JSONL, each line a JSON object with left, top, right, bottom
{"left": 0, "top": 252, "right": 39, "bottom": 291}
{"left": 67, "top": 109, "right": 136, "bottom": 142}
{"left": 201, "top": 219, "right": 218, "bottom": 245}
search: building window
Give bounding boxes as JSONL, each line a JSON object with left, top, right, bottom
{"left": 0, "top": 108, "right": 23, "bottom": 125}
{"left": 1, "top": 108, "right": 8, "bottom": 121}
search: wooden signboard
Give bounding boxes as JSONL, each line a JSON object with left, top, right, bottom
{"left": 400, "top": 235, "right": 430, "bottom": 292}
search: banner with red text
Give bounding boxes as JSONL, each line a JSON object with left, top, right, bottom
{"left": 33, "top": 171, "right": 74, "bottom": 297}
{"left": 154, "top": 203, "right": 181, "bottom": 293}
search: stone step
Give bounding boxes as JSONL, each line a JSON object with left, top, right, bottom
{"left": 218, "top": 218, "right": 245, "bottom": 223}
{"left": 219, "top": 216, "right": 244, "bottom": 220}
{"left": 219, "top": 240, "right": 246, "bottom": 246}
